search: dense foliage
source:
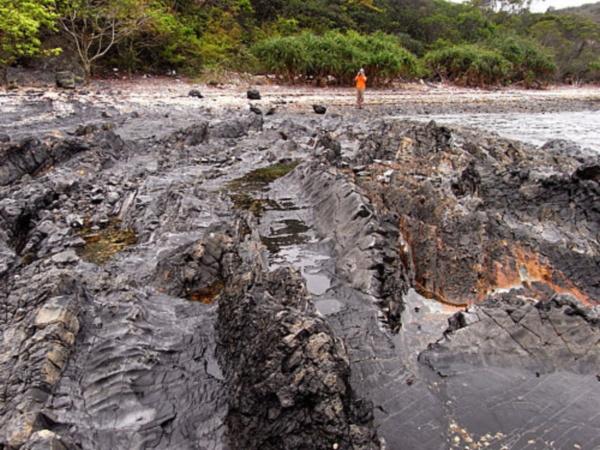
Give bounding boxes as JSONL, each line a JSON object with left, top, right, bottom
{"left": 527, "top": 13, "right": 600, "bottom": 82}
{"left": 423, "top": 36, "right": 553, "bottom": 87}
{"left": 1, "top": 0, "right": 599, "bottom": 85}
{"left": 424, "top": 44, "right": 511, "bottom": 86}
{"left": 487, "top": 35, "right": 556, "bottom": 84}
{"left": 0, "top": 0, "right": 58, "bottom": 66}
{"left": 252, "top": 31, "right": 417, "bottom": 85}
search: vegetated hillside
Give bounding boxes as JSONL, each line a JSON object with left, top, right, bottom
{"left": 561, "top": 1, "right": 600, "bottom": 23}
{"left": 1, "top": 0, "right": 600, "bottom": 86}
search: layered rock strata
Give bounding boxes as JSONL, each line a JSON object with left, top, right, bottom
{"left": 0, "top": 99, "right": 598, "bottom": 450}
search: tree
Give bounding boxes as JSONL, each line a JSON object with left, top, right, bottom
{"left": 56, "top": 0, "right": 151, "bottom": 78}
{"left": 487, "top": 34, "right": 556, "bottom": 85}
{"left": 0, "top": 0, "right": 58, "bottom": 69}
{"left": 529, "top": 14, "right": 600, "bottom": 82}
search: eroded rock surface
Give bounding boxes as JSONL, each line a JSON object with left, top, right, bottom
{"left": 0, "top": 110, "right": 278, "bottom": 449}
{"left": 422, "top": 292, "right": 599, "bottom": 375}
{"left": 217, "top": 267, "right": 379, "bottom": 450}
{"left": 0, "top": 92, "right": 598, "bottom": 450}
{"left": 355, "top": 120, "right": 600, "bottom": 306}
{"left": 419, "top": 292, "right": 600, "bottom": 449}
{"left": 289, "top": 162, "right": 410, "bottom": 332}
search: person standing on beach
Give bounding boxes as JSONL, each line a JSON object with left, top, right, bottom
{"left": 354, "top": 68, "right": 367, "bottom": 109}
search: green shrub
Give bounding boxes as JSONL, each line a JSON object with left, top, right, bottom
{"left": 252, "top": 31, "right": 418, "bottom": 85}
{"left": 252, "top": 35, "right": 309, "bottom": 81}
{"left": 424, "top": 44, "right": 512, "bottom": 86}
{"left": 348, "top": 32, "right": 418, "bottom": 83}
{"left": 528, "top": 14, "right": 600, "bottom": 83}
{"left": 0, "top": 0, "right": 59, "bottom": 66}
{"left": 588, "top": 59, "right": 600, "bottom": 82}
{"left": 488, "top": 35, "right": 556, "bottom": 85}
{"left": 396, "top": 33, "right": 425, "bottom": 57}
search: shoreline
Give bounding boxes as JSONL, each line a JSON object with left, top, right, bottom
{"left": 3, "top": 77, "right": 599, "bottom": 110}
{"left": 3, "top": 77, "right": 599, "bottom": 145}
{"left": 0, "top": 78, "right": 598, "bottom": 140}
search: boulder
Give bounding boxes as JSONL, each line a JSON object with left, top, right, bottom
{"left": 574, "top": 163, "right": 600, "bottom": 182}
{"left": 315, "top": 133, "right": 341, "bottom": 164}
{"left": 55, "top": 71, "right": 76, "bottom": 89}
{"left": 313, "top": 104, "right": 327, "bottom": 114}
{"left": 247, "top": 89, "right": 261, "bottom": 100}
{"left": 188, "top": 89, "right": 203, "bottom": 99}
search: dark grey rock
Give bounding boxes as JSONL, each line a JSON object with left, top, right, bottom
{"left": 90, "top": 194, "right": 104, "bottom": 204}
{"left": 422, "top": 292, "right": 600, "bottom": 375}
{"left": 217, "top": 267, "right": 380, "bottom": 450}
{"left": 154, "top": 225, "right": 238, "bottom": 298}
{"left": 574, "top": 163, "right": 600, "bottom": 182}
{"left": 169, "top": 121, "right": 209, "bottom": 146}
{"left": 313, "top": 104, "right": 327, "bottom": 114}
{"left": 247, "top": 89, "right": 261, "bottom": 100}
{"left": 209, "top": 114, "right": 263, "bottom": 139}
{"left": 353, "top": 119, "right": 600, "bottom": 305}
{"left": 289, "top": 163, "right": 409, "bottom": 332}
{"left": 74, "top": 123, "right": 98, "bottom": 136}
{"left": 315, "top": 132, "right": 341, "bottom": 164}
{"left": 1, "top": 95, "right": 598, "bottom": 450}
{"left": 188, "top": 89, "right": 203, "bottom": 98}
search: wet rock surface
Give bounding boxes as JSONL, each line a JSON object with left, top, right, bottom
{"left": 0, "top": 90, "right": 598, "bottom": 449}
{"left": 217, "top": 267, "right": 379, "bottom": 450}
{"left": 422, "top": 292, "right": 599, "bottom": 376}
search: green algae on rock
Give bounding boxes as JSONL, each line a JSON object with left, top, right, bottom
{"left": 78, "top": 221, "right": 137, "bottom": 265}
{"left": 227, "top": 161, "right": 300, "bottom": 217}
{"left": 227, "top": 161, "right": 300, "bottom": 190}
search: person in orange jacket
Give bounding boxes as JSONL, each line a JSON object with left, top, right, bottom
{"left": 354, "top": 68, "right": 367, "bottom": 109}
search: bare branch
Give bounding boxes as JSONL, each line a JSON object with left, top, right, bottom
{"left": 91, "top": 18, "right": 117, "bottom": 62}
{"left": 57, "top": 0, "right": 150, "bottom": 77}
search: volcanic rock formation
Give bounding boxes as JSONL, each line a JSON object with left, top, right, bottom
{"left": 0, "top": 96, "right": 598, "bottom": 450}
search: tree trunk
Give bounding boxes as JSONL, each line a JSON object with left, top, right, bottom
{"left": 82, "top": 58, "right": 92, "bottom": 82}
